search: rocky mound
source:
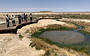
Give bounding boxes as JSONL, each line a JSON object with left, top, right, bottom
{"left": 0, "top": 34, "right": 45, "bottom": 56}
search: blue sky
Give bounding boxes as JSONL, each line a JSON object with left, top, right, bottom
{"left": 0, "top": 0, "right": 90, "bottom": 12}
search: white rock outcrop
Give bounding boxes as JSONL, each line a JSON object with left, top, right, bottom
{"left": 0, "top": 34, "right": 45, "bottom": 56}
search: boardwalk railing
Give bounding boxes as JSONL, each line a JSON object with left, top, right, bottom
{"left": 0, "top": 18, "right": 41, "bottom": 34}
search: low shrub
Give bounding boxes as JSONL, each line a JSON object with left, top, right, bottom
{"left": 19, "top": 34, "right": 23, "bottom": 39}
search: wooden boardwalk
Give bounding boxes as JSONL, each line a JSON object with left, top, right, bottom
{"left": 0, "top": 18, "right": 40, "bottom": 34}
{"left": 0, "top": 16, "right": 60, "bottom": 34}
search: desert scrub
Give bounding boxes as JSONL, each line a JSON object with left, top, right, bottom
{"left": 33, "top": 37, "right": 90, "bottom": 55}
{"left": 25, "top": 29, "right": 30, "bottom": 33}
{"left": 30, "top": 37, "right": 50, "bottom": 50}
{"left": 80, "top": 30, "right": 90, "bottom": 36}
{"left": 30, "top": 37, "right": 67, "bottom": 56}
{"left": 29, "top": 37, "right": 59, "bottom": 56}
{"left": 34, "top": 14, "right": 90, "bottom": 19}
{"left": 44, "top": 49, "right": 58, "bottom": 56}
{"left": 19, "top": 34, "right": 23, "bottom": 39}
{"left": 69, "top": 21, "right": 90, "bottom": 35}
{"left": 47, "top": 24, "right": 77, "bottom": 30}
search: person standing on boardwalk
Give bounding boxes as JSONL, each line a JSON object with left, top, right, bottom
{"left": 11, "top": 15, "right": 16, "bottom": 26}
{"left": 30, "top": 13, "right": 32, "bottom": 22}
{"left": 21, "top": 15, "right": 24, "bottom": 22}
{"left": 5, "top": 14, "right": 9, "bottom": 27}
{"left": 24, "top": 13, "right": 27, "bottom": 22}
{"left": 18, "top": 15, "right": 22, "bottom": 24}
{"left": 25, "top": 14, "right": 28, "bottom": 22}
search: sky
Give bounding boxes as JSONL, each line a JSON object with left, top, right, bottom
{"left": 0, "top": 0, "right": 90, "bottom": 12}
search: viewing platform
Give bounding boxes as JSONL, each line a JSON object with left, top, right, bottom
{"left": 0, "top": 16, "right": 61, "bottom": 34}
{"left": 0, "top": 18, "right": 40, "bottom": 34}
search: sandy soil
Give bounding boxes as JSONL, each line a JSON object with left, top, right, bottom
{"left": 0, "top": 34, "right": 45, "bottom": 56}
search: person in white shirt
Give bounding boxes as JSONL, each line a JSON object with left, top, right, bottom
{"left": 5, "top": 14, "right": 9, "bottom": 27}
{"left": 11, "top": 15, "right": 16, "bottom": 26}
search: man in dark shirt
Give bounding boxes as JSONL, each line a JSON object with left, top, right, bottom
{"left": 18, "top": 15, "right": 22, "bottom": 24}
{"left": 25, "top": 14, "right": 28, "bottom": 22}
{"left": 24, "top": 13, "right": 27, "bottom": 22}
{"left": 30, "top": 13, "right": 32, "bottom": 22}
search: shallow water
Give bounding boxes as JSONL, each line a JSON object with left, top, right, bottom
{"left": 40, "top": 31, "right": 85, "bottom": 44}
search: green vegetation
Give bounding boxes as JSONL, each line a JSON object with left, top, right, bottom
{"left": 80, "top": 30, "right": 90, "bottom": 36}
{"left": 59, "top": 14, "right": 90, "bottom": 19}
{"left": 19, "top": 34, "right": 23, "bottom": 39}
{"left": 32, "top": 36, "right": 90, "bottom": 55}
{"left": 31, "top": 14, "right": 90, "bottom": 55}
{"left": 31, "top": 24, "right": 90, "bottom": 55}
{"left": 32, "top": 24, "right": 76, "bottom": 37}
{"left": 33, "top": 14, "right": 90, "bottom": 19}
